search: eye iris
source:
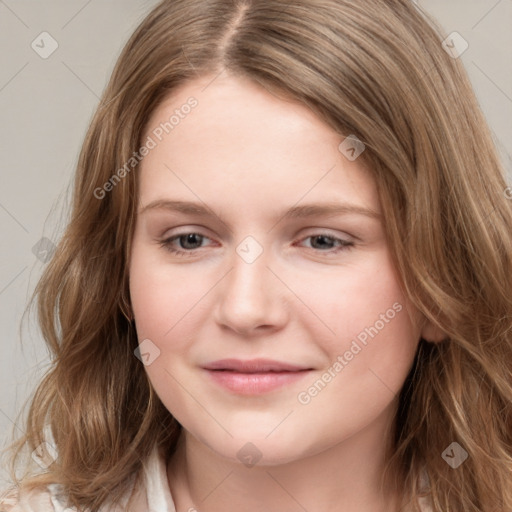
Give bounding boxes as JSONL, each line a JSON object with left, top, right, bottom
{"left": 170, "top": 233, "right": 346, "bottom": 253}
{"left": 311, "top": 235, "right": 334, "bottom": 250}
{"left": 180, "top": 233, "right": 203, "bottom": 249}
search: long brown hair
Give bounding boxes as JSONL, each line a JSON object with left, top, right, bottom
{"left": 2, "top": 1, "right": 511, "bottom": 510}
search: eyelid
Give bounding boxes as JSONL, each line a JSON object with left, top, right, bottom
{"left": 161, "top": 225, "right": 355, "bottom": 241}
{"left": 299, "top": 226, "right": 355, "bottom": 240}
{"left": 295, "top": 233, "right": 354, "bottom": 253}
{"left": 161, "top": 228, "right": 353, "bottom": 244}
{"left": 162, "top": 231, "right": 215, "bottom": 247}
{"left": 158, "top": 228, "right": 356, "bottom": 257}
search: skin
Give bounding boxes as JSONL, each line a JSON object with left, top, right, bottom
{"left": 129, "top": 72, "right": 443, "bottom": 512}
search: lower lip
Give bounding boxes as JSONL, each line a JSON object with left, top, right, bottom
{"left": 204, "top": 369, "right": 312, "bottom": 394}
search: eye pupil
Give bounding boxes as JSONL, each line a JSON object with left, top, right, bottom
{"left": 311, "top": 235, "right": 334, "bottom": 249}
{"left": 181, "top": 233, "right": 202, "bottom": 249}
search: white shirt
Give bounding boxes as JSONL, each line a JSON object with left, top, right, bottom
{"left": 0, "top": 445, "right": 176, "bottom": 512}
{"left": 1, "top": 446, "right": 432, "bottom": 511}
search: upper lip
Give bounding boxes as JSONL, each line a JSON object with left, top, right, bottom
{"left": 202, "top": 358, "right": 312, "bottom": 373}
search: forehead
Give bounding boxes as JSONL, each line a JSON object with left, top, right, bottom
{"left": 138, "top": 74, "right": 379, "bottom": 218}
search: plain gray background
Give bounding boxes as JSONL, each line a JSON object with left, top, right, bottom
{"left": 1, "top": 0, "right": 511, "bottom": 486}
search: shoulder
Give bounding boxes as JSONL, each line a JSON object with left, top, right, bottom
{"left": 0, "top": 483, "right": 76, "bottom": 512}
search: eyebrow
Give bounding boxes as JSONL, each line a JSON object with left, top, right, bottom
{"left": 139, "top": 199, "right": 381, "bottom": 222}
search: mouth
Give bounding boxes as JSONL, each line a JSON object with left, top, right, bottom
{"left": 202, "top": 358, "right": 312, "bottom": 373}
{"left": 202, "top": 359, "right": 313, "bottom": 394}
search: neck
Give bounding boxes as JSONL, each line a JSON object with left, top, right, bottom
{"left": 167, "top": 401, "right": 404, "bottom": 512}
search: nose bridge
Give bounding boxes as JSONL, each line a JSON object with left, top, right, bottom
{"left": 214, "top": 234, "right": 285, "bottom": 332}
{"left": 227, "top": 235, "right": 272, "bottom": 304}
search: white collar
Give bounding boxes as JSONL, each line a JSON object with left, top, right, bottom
{"left": 140, "top": 445, "right": 177, "bottom": 512}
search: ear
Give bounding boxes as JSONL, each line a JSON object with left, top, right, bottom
{"left": 421, "top": 320, "right": 447, "bottom": 343}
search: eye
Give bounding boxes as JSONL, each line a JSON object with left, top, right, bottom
{"left": 296, "top": 233, "right": 354, "bottom": 254}
{"left": 158, "top": 231, "right": 354, "bottom": 258}
{"left": 158, "top": 232, "right": 212, "bottom": 257}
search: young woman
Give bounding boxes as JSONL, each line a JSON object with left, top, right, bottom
{"left": 2, "top": 1, "right": 511, "bottom": 511}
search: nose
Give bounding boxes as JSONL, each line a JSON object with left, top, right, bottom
{"left": 214, "top": 243, "right": 289, "bottom": 337}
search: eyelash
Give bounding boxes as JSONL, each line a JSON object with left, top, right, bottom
{"left": 158, "top": 232, "right": 354, "bottom": 258}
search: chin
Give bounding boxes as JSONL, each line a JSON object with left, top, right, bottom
{"left": 197, "top": 430, "right": 316, "bottom": 468}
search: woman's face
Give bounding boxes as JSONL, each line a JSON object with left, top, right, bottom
{"left": 129, "top": 73, "right": 422, "bottom": 465}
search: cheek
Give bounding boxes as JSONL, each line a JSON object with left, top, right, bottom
{"left": 129, "top": 242, "right": 202, "bottom": 342}
{"left": 295, "top": 250, "right": 416, "bottom": 352}
{"left": 130, "top": 269, "right": 176, "bottom": 340}
{"left": 301, "top": 253, "right": 419, "bottom": 404}
{"left": 128, "top": 247, "right": 227, "bottom": 441}
{"left": 302, "top": 251, "right": 419, "bottom": 391}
